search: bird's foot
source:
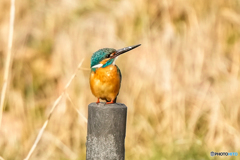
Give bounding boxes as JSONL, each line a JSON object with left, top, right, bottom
{"left": 96, "top": 98, "right": 100, "bottom": 104}
{"left": 106, "top": 100, "right": 114, "bottom": 104}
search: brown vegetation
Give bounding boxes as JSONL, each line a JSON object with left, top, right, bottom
{"left": 0, "top": 0, "right": 240, "bottom": 159}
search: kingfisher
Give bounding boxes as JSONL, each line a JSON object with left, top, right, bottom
{"left": 90, "top": 44, "right": 141, "bottom": 104}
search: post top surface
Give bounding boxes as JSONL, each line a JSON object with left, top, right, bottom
{"left": 89, "top": 102, "right": 127, "bottom": 109}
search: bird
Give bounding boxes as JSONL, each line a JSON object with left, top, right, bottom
{"left": 90, "top": 44, "right": 141, "bottom": 104}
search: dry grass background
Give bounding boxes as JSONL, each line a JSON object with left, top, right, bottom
{"left": 0, "top": 0, "right": 240, "bottom": 159}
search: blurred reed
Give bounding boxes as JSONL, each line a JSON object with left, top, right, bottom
{"left": 0, "top": 0, "right": 240, "bottom": 160}
{"left": 0, "top": 0, "right": 15, "bottom": 127}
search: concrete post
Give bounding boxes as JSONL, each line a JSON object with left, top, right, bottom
{"left": 86, "top": 102, "right": 127, "bottom": 160}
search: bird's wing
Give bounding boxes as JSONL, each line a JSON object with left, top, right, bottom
{"left": 116, "top": 65, "right": 122, "bottom": 85}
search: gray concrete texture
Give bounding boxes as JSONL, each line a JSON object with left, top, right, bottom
{"left": 86, "top": 102, "right": 127, "bottom": 160}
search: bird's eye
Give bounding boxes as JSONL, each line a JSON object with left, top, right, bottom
{"left": 106, "top": 54, "right": 110, "bottom": 58}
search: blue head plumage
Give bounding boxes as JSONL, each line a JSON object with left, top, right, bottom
{"left": 91, "top": 48, "right": 116, "bottom": 71}
{"left": 90, "top": 44, "right": 141, "bottom": 71}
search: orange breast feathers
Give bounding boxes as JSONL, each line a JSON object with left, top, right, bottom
{"left": 90, "top": 65, "right": 121, "bottom": 102}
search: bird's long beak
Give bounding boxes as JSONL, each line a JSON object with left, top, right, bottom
{"left": 110, "top": 44, "right": 141, "bottom": 59}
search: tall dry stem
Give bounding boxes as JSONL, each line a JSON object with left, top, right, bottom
{"left": 66, "top": 92, "right": 87, "bottom": 123}
{"left": 0, "top": 0, "right": 15, "bottom": 127}
{"left": 24, "top": 59, "right": 84, "bottom": 160}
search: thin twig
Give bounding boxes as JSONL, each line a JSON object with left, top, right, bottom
{"left": 24, "top": 59, "right": 84, "bottom": 160}
{"left": 44, "top": 131, "right": 77, "bottom": 159}
{"left": 79, "top": 67, "right": 90, "bottom": 71}
{"left": 65, "top": 92, "right": 87, "bottom": 123}
{"left": 0, "top": 0, "right": 15, "bottom": 127}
